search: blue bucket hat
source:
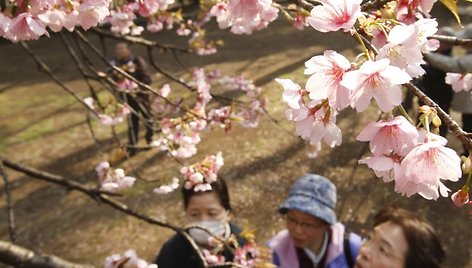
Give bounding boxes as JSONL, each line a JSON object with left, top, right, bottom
{"left": 279, "top": 174, "right": 337, "bottom": 225}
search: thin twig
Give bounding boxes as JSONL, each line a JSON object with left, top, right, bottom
{"left": 429, "top": 34, "right": 472, "bottom": 46}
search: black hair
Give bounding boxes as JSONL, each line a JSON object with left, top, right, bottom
{"left": 182, "top": 179, "right": 232, "bottom": 211}
{"left": 373, "top": 207, "right": 445, "bottom": 268}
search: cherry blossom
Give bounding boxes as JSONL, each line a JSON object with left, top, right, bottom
{"left": 359, "top": 154, "right": 403, "bottom": 183}
{"left": 357, "top": 116, "right": 419, "bottom": 156}
{"left": 153, "top": 177, "right": 180, "bottom": 194}
{"left": 275, "top": 78, "right": 303, "bottom": 109}
{"left": 397, "top": 0, "right": 438, "bottom": 23}
{"left": 180, "top": 152, "right": 224, "bottom": 191}
{"left": 451, "top": 188, "right": 470, "bottom": 207}
{"left": 210, "top": 0, "right": 278, "bottom": 34}
{"left": 7, "top": 13, "right": 48, "bottom": 42}
{"left": 377, "top": 23, "right": 426, "bottom": 78}
{"left": 445, "top": 73, "right": 472, "bottom": 92}
{"left": 96, "top": 162, "right": 136, "bottom": 192}
{"left": 77, "top": 0, "right": 111, "bottom": 30}
{"left": 307, "top": 0, "right": 362, "bottom": 33}
{"left": 286, "top": 101, "right": 342, "bottom": 148}
{"left": 104, "top": 249, "right": 157, "bottom": 268}
{"left": 399, "top": 133, "right": 462, "bottom": 199}
{"left": 341, "top": 58, "right": 412, "bottom": 112}
{"left": 83, "top": 97, "right": 130, "bottom": 126}
{"left": 304, "top": 50, "right": 352, "bottom": 109}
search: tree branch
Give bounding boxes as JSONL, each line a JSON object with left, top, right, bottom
{"left": 404, "top": 82, "right": 472, "bottom": 150}
{"left": 0, "top": 163, "right": 16, "bottom": 243}
{"left": 91, "top": 28, "right": 192, "bottom": 53}
{"left": 0, "top": 239, "right": 94, "bottom": 268}
{"left": 429, "top": 34, "right": 472, "bottom": 46}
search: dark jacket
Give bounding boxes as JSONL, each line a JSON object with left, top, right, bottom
{"left": 155, "top": 223, "right": 246, "bottom": 268}
{"left": 109, "top": 55, "right": 151, "bottom": 85}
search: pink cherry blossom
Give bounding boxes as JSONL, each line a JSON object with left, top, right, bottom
{"left": 341, "top": 59, "right": 412, "bottom": 112}
{"left": 357, "top": 116, "right": 419, "bottom": 156}
{"left": 7, "top": 13, "right": 48, "bottom": 42}
{"left": 104, "top": 249, "right": 157, "bottom": 268}
{"left": 293, "top": 14, "right": 306, "bottom": 30}
{"left": 304, "top": 50, "right": 352, "bottom": 109}
{"left": 96, "top": 162, "right": 136, "bottom": 192}
{"left": 37, "top": 9, "right": 67, "bottom": 32}
{"left": 359, "top": 154, "right": 403, "bottom": 183}
{"left": 210, "top": 0, "right": 279, "bottom": 34}
{"left": 397, "top": 0, "right": 438, "bottom": 23}
{"left": 445, "top": 73, "right": 472, "bottom": 92}
{"left": 153, "top": 177, "right": 179, "bottom": 194}
{"left": 180, "top": 152, "right": 224, "bottom": 191}
{"left": 275, "top": 78, "right": 303, "bottom": 109}
{"left": 77, "top": 0, "right": 111, "bottom": 30}
{"left": 0, "top": 13, "right": 11, "bottom": 36}
{"left": 399, "top": 133, "right": 462, "bottom": 199}
{"left": 288, "top": 103, "right": 342, "bottom": 147}
{"left": 451, "top": 188, "right": 470, "bottom": 207}
{"left": 377, "top": 23, "right": 426, "bottom": 78}
{"left": 307, "top": 0, "right": 362, "bottom": 33}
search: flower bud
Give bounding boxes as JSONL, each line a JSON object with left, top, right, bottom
{"left": 451, "top": 188, "right": 470, "bottom": 207}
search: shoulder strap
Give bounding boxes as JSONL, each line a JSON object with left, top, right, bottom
{"left": 343, "top": 237, "right": 354, "bottom": 268}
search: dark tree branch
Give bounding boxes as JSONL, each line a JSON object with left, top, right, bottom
{"left": 91, "top": 28, "right": 192, "bottom": 53}
{"left": 0, "top": 158, "right": 209, "bottom": 267}
{"left": 0, "top": 239, "right": 94, "bottom": 268}
{"left": 19, "top": 41, "right": 99, "bottom": 116}
{"left": 0, "top": 163, "right": 16, "bottom": 243}
{"left": 404, "top": 82, "right": 472, "bottom": 150}
{"left": 430, "top": 35, "right": 472, "bottom": 46}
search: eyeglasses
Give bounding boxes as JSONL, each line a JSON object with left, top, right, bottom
{"left": 285, "top": 215, "right": 325, "bottom": 231}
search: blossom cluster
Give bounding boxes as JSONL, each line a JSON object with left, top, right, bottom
{"left": 275, "top": 0, "right": 467, "bottom": 200}
{"left": 445, "top": 73, "right": 472, "bottom": 93}
{"left": 181, "top": 152, "right": 224, "bottom": 192}
{"left": 84, "top": 97, "right": 130, "bottom": 126}
{"left": 104, "top": 249, "right": 156, "bottom": 268}
{"left": 151, "top": 68, "right": 266, "bottom": 158}
{"left": 358, "top": 116, "right": 461, "bottom": 200}
{"left": 209, "top": 0, "right": 279, "bottom": 34}
{"left": 96, "top": 161, "right": 136, "bottom": 192}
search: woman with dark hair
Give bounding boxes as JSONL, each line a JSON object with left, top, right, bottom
{"left": 155, "top": 178, "right": 246, "bottom": 268}
{"left": 354, "top": 207, "right": 445, "bottom": 268}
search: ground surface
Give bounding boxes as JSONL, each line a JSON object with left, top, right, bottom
{"left": 0, "top": 5, "right": 471, "bottom": 268}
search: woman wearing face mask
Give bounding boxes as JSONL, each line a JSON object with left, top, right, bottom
{"left": 354, "top": 207, "right": 445, "bottom": 268}
{"left": 155, "top": 178, "right": 244, "bottom": 267}
{"left": 268, "top": 174, "right": 362, "bottom": 268}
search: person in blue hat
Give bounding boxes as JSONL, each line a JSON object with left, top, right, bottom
{"left": 268, "top": 174, "right": 361, "bottom": 268}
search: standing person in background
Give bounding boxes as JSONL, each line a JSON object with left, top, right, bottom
{"left": 268, "top": 174, "right": 361, "bottom": 268}
{"left": 109, "top": 42, "right": 153, "bottom": 156}
{"left": 354, "top": 207, "right": 445, "bottom": 268}
{"left": 425, "top": 24, "right": 472, "bottom": 155}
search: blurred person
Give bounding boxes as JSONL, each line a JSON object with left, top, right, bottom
{"left": 109, "top": 42, "right": 153, "bottom": 156}
{"left": 268, "top": 174, "right": 362, "bottom": 268}
{"left": 425, "top": 24, "right": 472, "bottom": 155}
{"left": 155, "top": 178, "right": 247, "bottom": 267}
{"left": 354, "top": 207, "right": 445, "bottom": 268}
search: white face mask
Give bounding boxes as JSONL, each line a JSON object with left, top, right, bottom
{"left": 187, "top": 220, "right": 228, "bottom": 246}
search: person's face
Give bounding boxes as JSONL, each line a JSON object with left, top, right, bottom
{"left": 354, "top": 221, "right": 408, "bottom": 268}
{"left": 286, "top": 210, "right": 327, "bottom": 248}
{"left": 115, "top": 43, "right": 131, "bottom": 60}
{"left": 185, "top": 192, "right": 228, "bottom": 223}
